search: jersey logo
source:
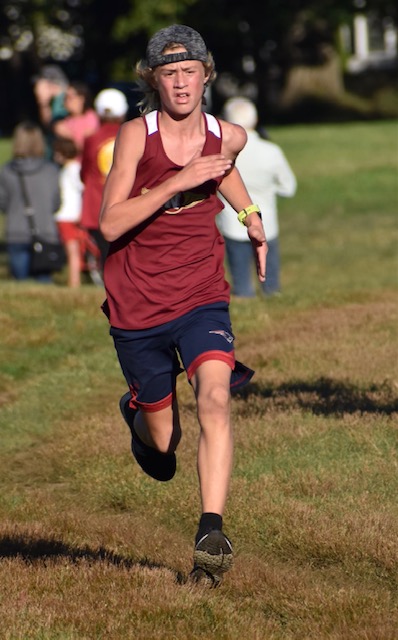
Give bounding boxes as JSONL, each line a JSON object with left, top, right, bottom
{"left": 208, "top": 330, "right": 234, "bottom": 344}
{"left": 141, "top": 187, "right": 207, "bottom": 214}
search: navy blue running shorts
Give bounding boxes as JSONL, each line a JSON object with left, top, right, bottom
{"left": 110, "top": 302, "right": 254, "bottom": 411}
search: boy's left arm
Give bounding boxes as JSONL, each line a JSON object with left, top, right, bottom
{"left": 219, "top": 166, "right": 267, "bottom": 283}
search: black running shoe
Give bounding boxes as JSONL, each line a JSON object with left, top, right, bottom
{"left": 191, "top": 529, "right": 234, "bottom": 586}
{"left": 119, "top": 392, "right": 176, "bottom": 482}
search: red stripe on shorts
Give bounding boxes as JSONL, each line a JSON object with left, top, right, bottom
{"left": 186, "top": 350, "right": 235, "bottom": 381}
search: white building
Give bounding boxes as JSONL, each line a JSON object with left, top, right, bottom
{"left": 340, "top": 13, "right": 397, "bottom": 73}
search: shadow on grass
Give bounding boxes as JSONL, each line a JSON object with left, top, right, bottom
{"left": 0, "top": 533, "right": 186, "bottom": 584}
{"left": 233, "top": 377, "right": 398, "bottom": 416}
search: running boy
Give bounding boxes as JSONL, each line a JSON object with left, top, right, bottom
{"left": 99, "top": 25, "right": 267, "bottom": 585}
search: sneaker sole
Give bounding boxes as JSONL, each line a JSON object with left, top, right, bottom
{"left": 192, "top": 530, "right": 233, "bottom": 585}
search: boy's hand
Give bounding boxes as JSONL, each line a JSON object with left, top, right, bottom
{"left": 177, "top": 153, "right": 232, "bottom": 191}
{"left": 247, "top": 222, "right": 267, "bottom": 282}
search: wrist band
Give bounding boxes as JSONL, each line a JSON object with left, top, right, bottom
{"left": 237, "top": 203, "right": 261, "bottom": 225}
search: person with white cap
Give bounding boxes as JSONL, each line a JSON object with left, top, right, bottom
{"left": 98, "top": 25, "right": 267, "bottom": 585}
{"left": 80, "top": 88, "right": 129, "bottom": 269}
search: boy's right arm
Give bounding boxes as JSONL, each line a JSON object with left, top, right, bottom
{"left": 100, "top": 118, "right": 232, "bottom": 242}
{"left": 99, "top": 118, "right": 159, "bottom": 241}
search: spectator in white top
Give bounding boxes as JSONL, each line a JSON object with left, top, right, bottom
{"left": 53, "top": 136, "right": 84, "bottom": 287}
{"left": 217, "top": 97, "right": 297, "bottom": 297}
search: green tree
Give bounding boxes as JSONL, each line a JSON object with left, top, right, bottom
{"left": 0, "top": 0, "right": 396, "bottom": 131}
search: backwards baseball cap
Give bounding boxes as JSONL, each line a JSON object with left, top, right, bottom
{"left": 94, "top": 89, "right": 129, "bottom": 118}
{"left": 32, "top": 64, "right": 68, "bottom": 86}
{"left": 144, "top": 24, "right": 208, "bottom": 68}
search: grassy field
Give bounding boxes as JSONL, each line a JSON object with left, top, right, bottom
{"left": 0, "top": 120, "right": 397, "bottom": 639}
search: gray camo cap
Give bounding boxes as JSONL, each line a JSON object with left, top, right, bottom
{"left": 144, "top": 25, "right": 208, "bottom": 68}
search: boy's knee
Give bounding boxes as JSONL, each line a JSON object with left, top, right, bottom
{"left": 197, "top": 383, "right": 231, "bottom": 419}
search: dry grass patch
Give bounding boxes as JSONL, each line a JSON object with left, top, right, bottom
{"left": 0, "top": 282, "right": 397, "bottom": 638}
{"left": 233, "top": 293, "right": 398, "bottom": 388}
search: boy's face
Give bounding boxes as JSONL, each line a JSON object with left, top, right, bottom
{"left": 153, "top": 47, "right": 209, "bottom": 115}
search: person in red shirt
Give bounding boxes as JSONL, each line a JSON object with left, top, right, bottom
{"left": 80, "top": 89, "right": 128, "bottom": 270}
{"left": 99, "top": 25, "right": 267, "bottom": 585}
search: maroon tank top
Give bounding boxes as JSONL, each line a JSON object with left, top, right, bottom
{"left": 103, "top": 110, "right": 230, "bottom": 329}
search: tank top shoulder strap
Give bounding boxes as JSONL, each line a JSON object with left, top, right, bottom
{"left": 204, "top": 112, "right": 221, "bottom": 139}
{"left": 145, "top": 110, "right": 221, "bottom": 139}
{"left": 144, "top": 110, "right": 159, "bottom": 135}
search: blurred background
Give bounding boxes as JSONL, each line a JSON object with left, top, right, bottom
{"left": 0, "top": 0, "right": 397, "bottom": 132}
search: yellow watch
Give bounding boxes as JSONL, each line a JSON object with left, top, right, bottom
{"left": 237, "top": 204, "right": 261, "bottom": 225}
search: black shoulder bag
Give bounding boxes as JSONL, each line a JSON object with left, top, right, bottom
{"left": 16, "top": 169, "right": 66, "bottom": 274}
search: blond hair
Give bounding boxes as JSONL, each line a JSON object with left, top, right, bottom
{"left": 12, "top": 121, "right": 45, "bottom": 158}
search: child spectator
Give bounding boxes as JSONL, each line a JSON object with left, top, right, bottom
{"left": 53, "top": 136, "right": 84, "bottom": 288}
